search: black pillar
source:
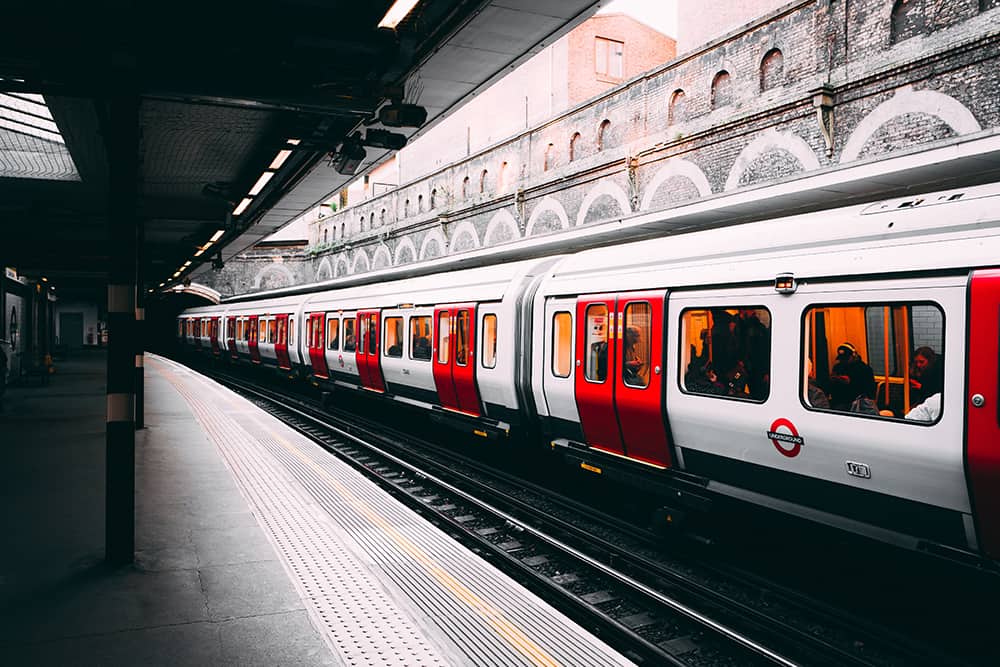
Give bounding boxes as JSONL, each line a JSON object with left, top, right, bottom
{"left": 135, "top": 220, "right": 144, "bottom": 430}
{"left": 105, "top": 93, "right": 139, "bottom": 566}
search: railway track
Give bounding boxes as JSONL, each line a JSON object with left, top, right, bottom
{"left": 205, "top": 366, "right": 968, "bottom": 666}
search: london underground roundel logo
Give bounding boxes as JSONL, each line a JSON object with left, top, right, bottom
{"left": 767, "top": 418, "right": 804, "bottom": 458}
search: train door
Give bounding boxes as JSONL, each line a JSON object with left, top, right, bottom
{"left": 275, "top": 314, "right": 291, "bottom": 370}
{"left": 227, "top": 316, "right": 237, "bottom": 359}
{"left": 249, "top": 315, "right": 260, "bottom": 363}
{"left": 967, "top": 269, "right": 1000, "bottom": 560}
{"left": 307, "top": 313, "right": 329, "bottom": 378}
{"left": 574, "top": 295, "right": 623, "bottom": 455}
{"left": 431, "top": 304, "right": 481, "bottom": 416}
{"left": 614, "top": 293, "right": 671, "bottom": 467}
{"left": 210, "top": 317, "right": 221, "bottom": 356}
{"left": 433, "top": 307, "right": 458, "bottom": 410}
{"left": 356, "top": 310, "right": 386, "bottom": 392}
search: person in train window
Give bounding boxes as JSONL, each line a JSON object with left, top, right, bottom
{"left": 829, "top": 342, "right": 876, "bottom": 411}
{"left": 344, "top": 331, "right": 356, "bottom": 351}
{"left": 387, "top": 342, "right": 402, "bottom": 357}
{"left": 622, "top": 326, "right": 647, "bottom": 385}
{"left": 685, "top": 361, "right": 727, "bottom": 396}
{"left": 905, "top": 392, "right": 941, "bottom": 422}
{"left": 806, "top": 358, "right": 830, "bottom": 409}
{"left": 909, "top": 346, "right": 943, "bottom": 404}
{"left": 738, "top": 309, "right": 770, "bottom": 400}
{"left": 413, "top": 336, "right": 431, "bottom": 360}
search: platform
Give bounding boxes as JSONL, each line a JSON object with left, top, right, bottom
{"left": 1, "top": 350, "right": 631, "bottom": 665}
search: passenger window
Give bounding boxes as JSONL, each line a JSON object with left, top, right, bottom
{"left": 276, "top": 319, "right": 285, "bottom": 345}
{"left": 384, "top": 317, "right": 403, "bottom": 357}
{"left": 680, "top": 307, "right": 771, "bottom": 401}
{"left": 258, "top": 320, "right": 266, "bottom": 342}
{"left": 288, "top": 319, "right": 294, "bottom": 344}
{"left": 327, "top": 318, "right": 339, "bottom": 350}
{"left": 368, "top": 315, "right": 378, "bottom": 354}
{"left": 343, "top": 318, "right": 356, "bottom": 352}
{"left": 552, "top": 312, "right": 573, "bottom": 378}
{"left": 268, "top": 319, "right": 277, "bottom": 344}
{"left": 438, "top": 312, "right": 451, "bottom": 363}
{"left": 410, "top": 316, "right": 432, "bottom": 360}
{"left": 585, "top": 304, "right": 609, "bottom": 382}
{"left": 622, "top": 303, "right": 651, "bottom": 388}
{"left": 455, "top": 310, "right": 470, "bottom": 366}
{"left": 803, "top": 303, "right": 944, "bottom": 422}
{"left": 482, "top": 314, "right": 497, "bottom": 369}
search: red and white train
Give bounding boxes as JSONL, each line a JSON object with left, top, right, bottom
{"left": 178, "top": 182, "right": 1000, "bottom": 567}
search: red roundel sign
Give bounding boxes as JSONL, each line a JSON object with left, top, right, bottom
{"left": 767, "top": 418, "right": 804, "bottom": 457}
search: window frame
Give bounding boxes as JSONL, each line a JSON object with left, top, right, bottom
{"left": 584, "top": 303, "right": 610, "bottom": 384}
{"left": 622, "top": 301, "right": 651, "bottom": 389}
{"left": 798, "top": 300, "right": 946, "bottom": 426}
{"left": 677, "top": 305, "right": 773, "bottom": 404}
{"left": 343, "top": 317, "right": 356, "bottom": 352}
{"left": 327, "top": 316, "right": 340, "bottom": 351}
{"left": 481, "top": 313, "right": 498, "bottom": 369}
{"left": 551, "top": 311, "right": 573, "bottom": 378}
{"left": 594, "top": 36, "right": 624, "bottom": 80}
{"left": 409, "top": 315, "right": 432, "bottom": 361}
{"left": 384, "top": 316, "right": 404, "bottom": 358}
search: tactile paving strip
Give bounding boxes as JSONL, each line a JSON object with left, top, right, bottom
{"left": 150, "top": 356, "right": 632, "bottom": 667}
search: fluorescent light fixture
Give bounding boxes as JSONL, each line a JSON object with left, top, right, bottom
{"left": 172, "top": 271, "right": 181, "bottom": 278}
{"left": 182, "top": 261, "right": 192, "bottom": 267}
{"left": 269, "top": 149, "right": 292, "bottom": 170}
{"left": 41, "top": 276, "right": 48, "bottom": 282}
{"left": 248, "top": 171, "right": 275, "bottom": 196}
{"left": 158, "top": 283, "right": 165, "bottom": 287}
{"left": 233, "top": 197, "right": 252, "bottom": 216}
{"left": 378, "top": 0, "right": 419, "bottom": 28}
{"left": 194, "top": 248, "right": 205, "bottom": 257}
{"left": 209, "top": 230, "right": 224, "bottom": 243}
{"left": 286, "top": 138, "right": 301, "bottom": 146}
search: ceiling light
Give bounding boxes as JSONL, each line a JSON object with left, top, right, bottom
{"left": 233, "top": 198, "right": 252, "bottom": 216}
{"left": 194, "top": 248, "right": 205, "bottom": 257}
{"left": 209, "top": 230, "right": 224, "bottom": 243}
{"left": 182, "top": 261, "right": 192, "bottom": 267}
{"left": 172, "top": 271, "right": 181, "bottom": 278}
{"left": 270, "top": 150, "right": 292, "bottom": 170}
{"left": 158, "top": 282, "right": 165, "bottom": 287}
{"left": 41, "top": 276, "right": 48, "bottom": 282}
{"left": 248, "top": 171, "right": 275, "bottom": 196}
{"left": 378, "top": 0, "right": 419, "bottom": 28}
{"left": 286, "top": 138, "right": 301, "bottom": 146}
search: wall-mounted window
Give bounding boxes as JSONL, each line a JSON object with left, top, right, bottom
{"left": 380, "top": 209, "right": 386, "bottom": 225}
{"left": 711, "top": 70, "right": 732, "bottom": 109}
{"left": 322, "top": 228, "right": 328, "bottom": 243}
{"left": 410, "top": 316, "right": 432, "bottom": 360}
{"left": 404, "top": 198, "right": 410, "bottom": 217}
{"left": 668, "top": 89, "right": 686, "bottom": 126}
{"left": 595, "top": 36, "right": 624, "bottom": 80}
{"left": 370, "top": 212, "right": 375, "bottom": 229}
{"left": 417, "top": 194, "right": 424, "bottom": 212}
{"left": 430, "top": 189, "right": 437, "bottom": 209}
{"left": 340, "top": 223, "right": 345, "bottom": 239}
{"left": 384, "top": 316, "right": 403, "bottom": 357}
{"left": 760, "top": 48, "right": 784, "bottom": 91}
{"left": 569, "top": 132, "right": 581, "bottom": 162}
{"left": 461, "top": 177, "right": 469, "bottom": 199}
{"left": 680, "top": 307, "right": 771, "bottom": 402}
{"left": 543, "top": 144, "right": 554, "bottom": 172}
{"left": 552, "top": 312, "right": 573, "bottom": 378}
{"left": 481, "top": 314, "right": 497, "bottom": 369}
{"left": 597, "top": 119, "right": 611, "bottom": 152}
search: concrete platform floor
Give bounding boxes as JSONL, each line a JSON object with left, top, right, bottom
{"left": 0, "top": 349, "right": 337, "bottom": 664}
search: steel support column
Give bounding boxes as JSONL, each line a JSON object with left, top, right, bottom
{"left": 105, "top": 93, "right": 139, "bottom": 566}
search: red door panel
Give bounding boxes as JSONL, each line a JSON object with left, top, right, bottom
{"left": 355, "top": 314, "right": 371, "bottom": 387}
{"left": 210, "top": 317, "right": 221, "bottom": 356}
{"left": 249, "top": 315, "right": 260, "bottom": 363}
{"left": 574, "top": 295, "right": 624, "bottom": 455}
{"left": 276, "top": 314, "right": 291, "bottom": 370}
{"left": 967, "top": 269, "right": 1000, "bottom": 560}
{"left": 227, "top": 316, "right": 238, "bottom": 359}
{"left": 357, "top": 310, "right": 385, "bottom": 392}
{"left": 452, "top": 305, "right": 481, "bottom": 416}
{"left": 615, "top": 293, "right": 672, "bottom": 467}
{"left": 308, "top": 313, "right": 330, "bottom": 378}
{"left": 433, "top": 307, "right": 460, "bottom": 411}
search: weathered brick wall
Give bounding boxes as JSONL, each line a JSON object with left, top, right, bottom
{"left": 221, "top": 0, "right": 1000, "bottom": 296}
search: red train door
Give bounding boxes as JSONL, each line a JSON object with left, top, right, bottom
{"left": 308, "top": 313, "right": 329, "bottom": 378}
{"left": 275, "top": 314, "right": 291, "bottom": 370}
{"left": 210, "top": 317, "right": 221, "bottom": 356}
{"left": 614, "top": 292, "right": 671, "bottom": 467}
{"left": 574, "top": 295, "right": 623, "bottom": 455}
{"left": 967, "top": 269, "right": 1000, "bottom": 560}
{"left": 227, "top": 316, "right": 237, "bottom": 359}
{"left": 356, "top": 310, "right": 385, "bottom": 392}
{"left": 433, "top": 307, "right": 460, "bottom": 411}
{"left": 249, "top": 315, "right": 260, "bottom": 364}
{"left": 431, "top": 304, "right": 481, "bottom": 416}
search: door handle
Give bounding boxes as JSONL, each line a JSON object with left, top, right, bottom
{"left": 972, "top": 393, "right": 986, "bottom": 408}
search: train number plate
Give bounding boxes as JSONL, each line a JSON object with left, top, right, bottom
{"left": 845, "top": 461, "right": 871, "bottom": 479}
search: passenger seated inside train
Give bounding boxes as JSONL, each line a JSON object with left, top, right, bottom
{"left": 622, "top": 325, "right": 648, "bottom": 386}
{"left": 805, "top": 358, "right": 830, "bottom": 408}
{"left": 681, "top": 306, "right": 771, "bottom": 401}
{"left": 412, "top": 336, "right": 431, "bottom": 360}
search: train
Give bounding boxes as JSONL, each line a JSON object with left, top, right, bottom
{"left": 177, "top": 182, "right": 1000, "bottom": 568}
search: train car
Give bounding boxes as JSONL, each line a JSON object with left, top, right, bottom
{"left": 532, "top": 183, "right": 1000, "bottom": 565}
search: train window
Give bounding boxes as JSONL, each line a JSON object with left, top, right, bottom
{"left": 368, "top": 314, "right": 378, "bottom": 354}
{"left": 482, "top": 314, "right": 497, "bottom": 369}
{"left": 306, "top": 317, "right": 314, "bottom": 348}
{"left": 276, "top": 319, "right": 286, "bottom": 345}
{"left": 385, "top": 317, "right": 403, "bottom": 357}
{"left": 552, "top": 312, "right": 573, "bottom": 378}
{"left": 802, "top": 303, "right": 944, "bottom": 423}
{"left": 455, "top": 310, "right": 470, "bottom": 366}
{"left": 327, "top": 318, "right": 339, "bottom": 351}
{"left": 680, "top": 307, "right": 771, "bottom": 402}
{"left": 258, "top": 319, "right": 266, "bottom": 343}
{"left": 438, "top": 312, "right": 451, "bottom": 363}
{"left": 585, "top": 304, "right": 609, "bottom": 382}
{"left": 623, "top": 303, "right": 651, "bottom": 388}
{"left": 268, "top": 319, "right": 277, "bottom": 344}
{"left": 343, "top": 318, "right": 356, "bottom": 352}
{"left": 410, "top": 316, "right": 432, "bottom": 360}
{"left": 288, "top": 319, "right": 294, "bottom": 345}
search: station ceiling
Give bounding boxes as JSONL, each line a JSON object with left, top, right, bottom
{"left": 0, "top": 0, "right": 600, "bottom": 300}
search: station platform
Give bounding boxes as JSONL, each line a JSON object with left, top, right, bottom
{"left": 1, "top": 350, "right": 631, "bottom": 666}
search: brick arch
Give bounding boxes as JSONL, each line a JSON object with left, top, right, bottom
{"left": 724, "top": 129, "right": 820, "bottom": 191}
{"left": 483, "top": 209, "right": 521, "bottom": 246}
{"left": 393, "top": 237, "right": 418, "bottom": 265}
{"left": 252, "top": 263, "right": 295, "bottom": 290}
{"left": 419, "top": 229, "right": 447, "bottom": 260}
{"left": 449, "top": 220, "right": 481, "bottom": 254}
{"left": 334, "top": 254, "right": 350, "bottom": 278}
{"left": 840, "top": 86, "right": 981, "bottom": 164}
{"left": 372, "top": 244, "right": 393, "bottom": 270}
{"left": 525, "top": 197, "right": 569, "bottom": 237}
{"left": 640, "top": 159, "right": 712, "bottom": 210}
{"left": 575, "top": 180, "right": 631, "bottom": 226}
{"left": 350, "top": 249, "right": 370, "bottom": 274}
{"left": 315, "top": 257, "right": 333, "bottom": 282}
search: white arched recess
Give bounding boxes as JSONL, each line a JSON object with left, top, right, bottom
{"left": 315, "top": 257, "right": 333, "bottom": 282}
{"left": 524, "top": 197, "right": 570, "bottom": 236}
{"left": 840, "top": 86, "right": 982, "bottom": 164}
{"left": 448, "top": 220, "right": 481, "bottom": 254}
{"left": 419, "top": 229, "right": 447, "bottom": 260}
{"left": 640, "top": 158, "right": 713, "bottom": 210}
{"left": 372, "top": 244, "right": 393, "bottom": 269}
{"left": 333, "top": 253, "right": 350, "bottom": 278}
{"left": 483, "top": 209, "right": 521, "bottom": 246}
{"left": 575, "top": 180, "right": 631, "bottom": 226}
{"left": 350, "top": 249, "right": 370, "bottom": 275}
{"left": 393, "top": 237, "right": 418, "bottom": 265}
{"left": 252, "top": 263, "right": 295, "bottom": 289}
{"left": 724, "top": 128, "right": 821, "bottom": 192}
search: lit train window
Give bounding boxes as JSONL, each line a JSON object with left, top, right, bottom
{"left": 306, "top": 317, "right": 314, "bottom": 347}
{"left": 438, "top": 312, "right": 451, "bottom": 363}
{"left": 384, "top": 317, "right": 403, "bottom": 357}
{"left": 585, "top": 304, "right": 609, "bottom": 382}
{"left": 327, "top": 318, "right": 339, "bottom": 351}
{"left": 268, "top": 319, "right": 277, "bottom": 344}
{"left": 276, "top": 319, "right": 286, "bottom": 345}
{"left": 343, "top": 318, "right": 356, "bottom": 352}
{"left": 802, "top": 303, "right": 944, "bottom": 423}
{"left": 680, "top": 307, "right": 771, "bottom": 402}
{"left": 410, "top": 316, "right": 431, "bottom": 360}
{"left": 368, "top": 315, "right": 378, "bottom": 354}
{"left": 455, "top": 310, "right": 470, "bottom": 366}
{"left": 622, "top": 302, "right": 651, "bottom": 388}
{"left": 482, "top": 314, "right": 497, "bottom": 369}
{"left": 258, "top": 319, "right": 266, "bottom": 343}
{"left": 287, "top": 319, "right": 294, "bottom": 345}
{"left": 552, "top": 312, "right": 572, "bottom": 378}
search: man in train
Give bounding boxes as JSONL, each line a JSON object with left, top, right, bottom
{"left": 828, "top": 342, "right": 876, "bottom": 411}
{"left": 623, "top": 326, "right": 646, "bottom": 385}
